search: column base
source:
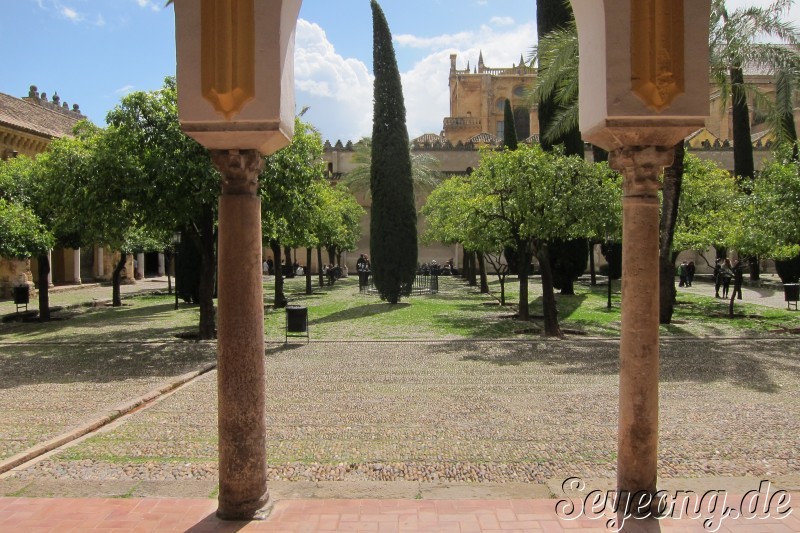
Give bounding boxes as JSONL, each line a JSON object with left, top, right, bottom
{"left": 217, "top": 493, "right": 271, "bottom": 521}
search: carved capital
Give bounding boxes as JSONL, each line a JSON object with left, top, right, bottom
{"left": 610, "top": 146, "right": 674, "bottom": 197}
{"left": 211, "top": 149, "right": 264, "bottom": 196}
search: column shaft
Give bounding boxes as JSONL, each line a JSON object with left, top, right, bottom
{"left": 73, "top": 248, "right": 81, "bottom": 284}
{"left": 611, "top": 146, "right": 674, "bottom": 504}
{"left": 212, "top": 150, "right": 269, "bottom": 520}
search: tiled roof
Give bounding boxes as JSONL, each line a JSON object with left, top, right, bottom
{"left": 468, "top": 132, "right": 501, "bottom": 144}
{"left": 0, "top": 92, "right": 84, "bottom": 139}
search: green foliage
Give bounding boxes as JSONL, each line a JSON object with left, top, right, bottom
{"left": 529, "top": 17, "right": 579, "bottom": 145}
{"left": 0, "top": 198, "right": 53, "bottom": 258}
{"left": 673, "top": 154, "right": 740, "bottom": 253}
{"left": 734, "top": 145, "right": 800, "bottom": 259}
{"left": 370, "top": 0, "right": 418, "bottom": 304}
{"left": 105, "top": 77, "right": 220, "bottom": 233}
{"left": 315, "top": 182, "right": 365, "bottom": 257}
{"left": 260, "top": 117, "right": 327, "bottom": 248}
{"left": 471, "top": 145, "right": 621, "bottom": 245}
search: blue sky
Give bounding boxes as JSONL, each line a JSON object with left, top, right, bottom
{"left": 1, "top": 0, "right": 795, "bottom": 143}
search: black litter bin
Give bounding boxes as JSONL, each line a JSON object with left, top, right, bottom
{"left": 285, "top": 305, "right": 309, "bottom": 343}
{"left": 13, "top": 285, "right": 29, "bottom": 313}
{"left": 784, "top": 283, "right": 799, "bottom": 311}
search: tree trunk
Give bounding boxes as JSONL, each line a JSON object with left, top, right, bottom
{"left": 589, "top": 241, "right": 596, "bottom": 286}
{"left": 477, "top": 252, "right": 489, "bottom": 293}
{"left": 36, "top": 254, "right": 51, "bottom": 321}
{"left": 284, "top": 246, "right": 293, "bottom": 270}
{"left": 112, "top": 252, "right": 126, "bottom": 307}
{"left": 196, "top": 207, "right": 217, "bottom": 340}
{"left": 271, "top": 242, "right": 287, "bottom": 308}
{"left": 517, "top": 241, "right": 530, "bottom": 321}
{"left": 305, "top": 248, "right": 313, "bottom": 295}
{"left": 659, "top": 140, "right": 684, "bottom": 324}
{"left": 467, "top": 251, "right": 477, "bottom": 286}
{"left": 537, "top": 243, "right": 563, "bottom": 337}
{"left": 461, "top": 249, "right": 469, "bottom": 280}
{"left": 317, "top": 247, "right": 324, "bottom": 287}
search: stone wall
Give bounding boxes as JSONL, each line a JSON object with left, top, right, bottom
{"left": 0, "top": 258, "right": 34, "bottom": 299}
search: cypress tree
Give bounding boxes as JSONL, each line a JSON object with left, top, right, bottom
{"left": 503, "top": 99, "right": 518, "bottom": 150}
{"left": 369, "top": 0, "right": 417, "bottom": 304}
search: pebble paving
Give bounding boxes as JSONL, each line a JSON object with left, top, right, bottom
{"left": 5, "top": 338, "right": 798, "bottom": 484}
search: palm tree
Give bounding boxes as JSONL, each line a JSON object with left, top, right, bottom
{"left": 709, "top": 0, "right": 800, "bottom": 182}
{"left": 341, "top": 137, "right": 442, "bottom": 204}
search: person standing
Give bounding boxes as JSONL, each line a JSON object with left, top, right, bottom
{"left": 356, "top": 253, "right": 370, "bottom": 290}
{"left": 713, "top": 259, "right": 723, "bottom": 298}
{"left": 686, "top": 261, "right": 695, "bottom": 287}
{"left": 678, "top": 260, "right": 688, "bottom": 287}
{"left": 720, "top": 259, "right": 734, "bottom": 299}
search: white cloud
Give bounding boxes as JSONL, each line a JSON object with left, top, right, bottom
{"left": 135, "top": 0, "right": 161, "bottom": 11}
{"left": 60, "top": 6, "right": 82, "bottom": 22}
{"left": 295, "top": 19, "right": 374, "bottom": 142}
{"left": 294, "top": 17, "right": 536, "bottom": 142}
{"left": 490, "top": 16, "right": 515, "bottom": 27}
{"left": 115, "top": 85, "right": 136, "bottom": 95}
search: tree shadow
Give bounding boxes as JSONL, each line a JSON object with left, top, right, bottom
{"left": 0, "top": 302, "right": 190, "bottom": 343}
{"left": 0, "top": 340, "right": 215, "bottom": 389}
{"left": 431, "top": 338, "right": 793, "bottom": 393}
{"left": 307, "top": 302, "right": 410, "bottom": 326}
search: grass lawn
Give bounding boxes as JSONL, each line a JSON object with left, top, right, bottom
{"left": 1, "top": 274, "right": 798, "bottom": 343}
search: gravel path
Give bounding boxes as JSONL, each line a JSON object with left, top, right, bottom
{"left": 7, "top": 338, "right": 798, "bottom": 484}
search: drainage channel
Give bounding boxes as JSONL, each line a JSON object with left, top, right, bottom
{"left": 0, "top": 363, "right": 217, "bottom": 478}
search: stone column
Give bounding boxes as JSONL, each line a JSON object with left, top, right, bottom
{"left": 97, "top": 247, "right": 104, "bottom": 278}
{"left": 136, "top": 252, "right": 145, "bottom": 280}
{"left": 610, "top": 146, "right": 674, "bottom": 509}
{"left": 157, "top": 253, "right": 166, "bottom": 276}
{"left": 211, "top": 149, "right": 268, "bottom": 520}
{"left": 46, "top": 250, "right": 53, "bottom": 287}
{"left": 72, "top": 248, "right": 81, "bottom": 284}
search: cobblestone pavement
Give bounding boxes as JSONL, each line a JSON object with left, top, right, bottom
{"left": 2, "top": 338, "right": 797, "bottom": 490}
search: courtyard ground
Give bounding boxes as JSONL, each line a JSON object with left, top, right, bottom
{"left": 0, "top": 274, "right": 798, "bottom": 531}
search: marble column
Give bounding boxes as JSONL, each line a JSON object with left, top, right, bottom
{"left": 211, "top": 149, "right": 268, "bottom": 520}
{"left": 97, "top": 247, "right": 104, "bottom": 278}
{"left": 157, "top": 253, "right": 166, "bottom": 276}
{"left": 136, "top": 252, "right": 145, "bottom": 280}
{"left": 46, "top": 250, "right": 53, "bottom": 287}
{"left": 72, "top": 248, "right": 81, "bottom": 284}
{"left": 610, "top": 146, "right": 674, "bottom": 510}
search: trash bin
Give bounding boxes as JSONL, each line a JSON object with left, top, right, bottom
{"left": 13, "top": 285, "right": 29, "bottom": 313}
{"left": 285, "top": 305, "right": 309, "bottom": 343}
{"left": 784, "top": 283, "right": 799, "bottom": 311}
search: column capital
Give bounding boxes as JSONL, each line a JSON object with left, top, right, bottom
{"left": 211, "top": 149, "right": 265, "bottom": 196}
{"left": 609, "top": 145, "right": 674, "bottom": 198}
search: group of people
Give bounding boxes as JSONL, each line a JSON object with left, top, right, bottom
{"left": 418, "top": 259, "right": 457, "bottom": 276}
{"left": 677, "top": 260, "right": 696, "bottom": 287}
{"left": 713, "top": 258, "right": 745, "bottom": 299}
{"left": 677, "top": 257, "right": 745, "bottom": 300}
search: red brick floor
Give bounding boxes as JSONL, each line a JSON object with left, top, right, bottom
{"left": 1, "top": 496, "right": 799, "bottom": 532}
